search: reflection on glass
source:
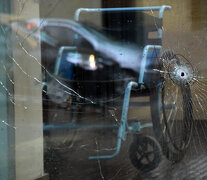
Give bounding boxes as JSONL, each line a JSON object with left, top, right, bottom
{"left": 0, "top": 1, "right": 207, "bottom": 180}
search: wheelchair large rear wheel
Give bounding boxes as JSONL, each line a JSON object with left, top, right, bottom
{"left": 150, "top": 51, "right": 193, "bottom": 162}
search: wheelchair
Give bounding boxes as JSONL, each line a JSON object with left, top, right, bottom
{"left": 44, "top": 5, "right": 193, "bottom": 172}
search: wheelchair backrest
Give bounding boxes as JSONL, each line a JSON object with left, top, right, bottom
{"left": 101, "top": 11, "right": 162, "bottom": 47}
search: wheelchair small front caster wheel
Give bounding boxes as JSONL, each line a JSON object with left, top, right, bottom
{"left": 129, "top": 134, "right": 161, "bottom": 172}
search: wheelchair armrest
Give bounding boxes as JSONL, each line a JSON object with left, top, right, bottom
{"left": 138, "top": 45, "right": 162, "bottom": 85}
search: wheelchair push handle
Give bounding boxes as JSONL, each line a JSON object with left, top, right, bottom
{"left": 74, "top": 5, "right": 171, "bottom": 21}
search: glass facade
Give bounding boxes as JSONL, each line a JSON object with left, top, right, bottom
{"left": 0, "top": 0, "right": 207, "bottom": 179}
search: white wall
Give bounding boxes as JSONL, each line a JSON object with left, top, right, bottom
{"left": 11, "top": 0, "right": 44, "bottom": 179}
{"left": 40, "top": 0, "right": 102, "bottom": 25}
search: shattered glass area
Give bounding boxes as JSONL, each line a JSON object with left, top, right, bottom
{"left": 1, "top": 0, "right": 207, "bottom": 179}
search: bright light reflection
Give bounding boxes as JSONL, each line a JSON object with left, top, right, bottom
{"left": 89, "top": 54, "right": 96, "bottom": 70}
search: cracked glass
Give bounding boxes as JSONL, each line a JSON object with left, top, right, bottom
{"left": 0, "top": 0, "right": 207, "bottom": 179}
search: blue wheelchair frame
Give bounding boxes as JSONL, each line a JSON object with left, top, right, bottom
{"left": 44, "top": 5, "right": 171, "bottom": 160}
